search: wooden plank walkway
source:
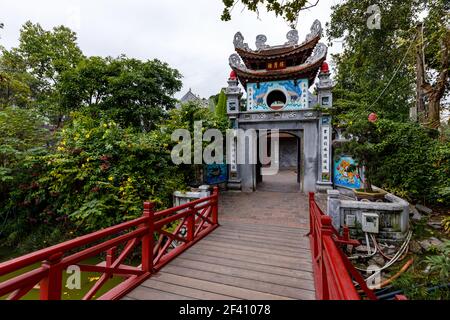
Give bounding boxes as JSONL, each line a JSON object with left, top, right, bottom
{"left": 124, "top": 220, "right": 315, "bottom": 300}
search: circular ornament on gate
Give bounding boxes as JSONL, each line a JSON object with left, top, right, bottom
{"left": 266, "top": 90, "right": 287, "bottom": 110}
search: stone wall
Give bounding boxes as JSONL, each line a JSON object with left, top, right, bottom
{"left": 327, "top": 188, "right": 410, "bottom": 242}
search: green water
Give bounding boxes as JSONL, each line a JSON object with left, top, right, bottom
{"left": 0, "top": 248, "right": 132, "bottom": 300}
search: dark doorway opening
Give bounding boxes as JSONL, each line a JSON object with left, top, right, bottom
{"left": 256, "top": 132, "right": 301, "bottom": 193}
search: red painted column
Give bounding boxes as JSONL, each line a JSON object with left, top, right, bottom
{"left": 141, "top": 202, "right": 155, "bottom": 273}
{"left": 187, "top": 205, "right": 195, "bottom": 242}
{"left": 39, "top": 252, "right": 63, "bottom": 300}
{"left": 106, "top": 247, "right": 116, "bottom": 278}
{"left": 212, "top": 187, "right": 219, "bottom": 225}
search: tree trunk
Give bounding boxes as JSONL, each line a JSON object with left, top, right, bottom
{"left": 362, "top": 165, "right": 373, "bottom": 193}
{"left": 421, "top": 30, "right": 449, "bottom": 129}
{"left": 426, "top": 93, "right": 442, "bottom": 129}
{"left": 415, "top": 24, "right": 426, "bottom": 123}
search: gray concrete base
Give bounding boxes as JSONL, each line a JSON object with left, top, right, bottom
{"left": 227, "top": 180, "right": 242, "bottom": 190}
{"left": 316, "top": 182, "right": 333, "bottom": 193}
{"left": 326, "top": 187, "right": 410, "bottom": 242}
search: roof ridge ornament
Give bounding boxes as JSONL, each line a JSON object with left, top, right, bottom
{"left": 229, "top": 53, "right": 247, "bottom": 70}
{"left": 305, "top": 19, "right": 323, "bottom": 41}
{"left": 285, "top": 30, "right": 299, "bottom": 46}
{"left": 255, "top": 34, "right": 270, "bottom": 50}
{"left": 233, "top": 32, "right": 250, "bottom": 50}
{"left": 306, "top": 43, "right": 327, "bottom": 64}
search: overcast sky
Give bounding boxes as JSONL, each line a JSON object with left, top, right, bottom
{"left": 0, "top": 0, "right": 343, "bottom": 99}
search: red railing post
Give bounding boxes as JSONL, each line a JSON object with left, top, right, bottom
{"left": 187, "top": 205, "right": 195, "bottom": 242}
{"left": 308, "top": 192, "right": 315, "bottom": 235}
{"left": 212, "top": 186, "right": 219, "bottom": 225}
{"left": 320, "top": 215, "right": 334, "bottom": 300}
{"left": 39, "top": 252, "right": 63, "bottom": 300}
{"left": 141, "top": 202, "right": 155, "bottom": 273}
{"left": 342, "top": 226, "right": 350, "bottom": 242}
{"left": 106, "top": 247, "right": 116, "bottom": 278}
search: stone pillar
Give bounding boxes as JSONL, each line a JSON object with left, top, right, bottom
{"left": 198, "top": 185, "right": 211, "bottom": 198}
{"left": 303, "top": 121, "right": 319, "bottom": 193}
{"left": 316, "top": 116, "right": 333, "bottom": 191}
{"left": 316, "top": 62, "right": 333, "bottom": 192}
{"left": 317, "top": 63, "right": 333, "bottom": 108}
{"left": 226, "top": 71, "right": 242, "bottom": 190}
{"left": 327, "top": 189, "right": 341, "bottom": 230}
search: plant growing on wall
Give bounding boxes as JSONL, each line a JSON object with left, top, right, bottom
{"left": 337, "top": 111, "right": 382, "bottom": 193}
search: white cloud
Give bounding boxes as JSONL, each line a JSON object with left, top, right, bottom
{"left": 0, "top": 0, "right": 341, "bottom": 99}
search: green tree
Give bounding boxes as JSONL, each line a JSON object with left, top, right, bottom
{"left": 215, "top": 90, "right": 227, "bottom": 119}
{"left": 165, "top": 101, "right": 230, "bottom": 185}
{"left": 416, "top": 0, "right": 450, "bottom": 128}
{"left": 1, "top": 21, "right": 84, "bottom": 124}
{"left": 328, "top": 0, "right": 421, "bottom": 122}
{"left": 58, "top": 56, "right": 182, "bottom": 131}
{"left": 328, "top": 0, "right": 449, "bottom": 126}
{"left": 337, "top": 111, "right": 382, "bottom": 193}
{"left": 0, "top": 62, "right": 33, "bottom": 108}
{"left": 221, "top": 0, "right": 319, "bottom": 26}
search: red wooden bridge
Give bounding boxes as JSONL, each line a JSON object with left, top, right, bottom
{"left": 0, "top": 187, "right": 377, "bottom": 300}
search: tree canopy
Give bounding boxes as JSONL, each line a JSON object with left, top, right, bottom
{"left": 328, "top": 0, "right": 450, "bottom": 201}
{"left": 328, "top": 0, "right": 449, "bottom": 125}
{"left": 59, "top": 56, "right": 182, "bottom": 131}
{"left": 0, "top": 21, "right": 84, "bottom": 123}
{"left": 221, "top": 0, "right": 319, "bottom": 26}
{"left": 0, "top": 22, "right": 183, "bottom": 131}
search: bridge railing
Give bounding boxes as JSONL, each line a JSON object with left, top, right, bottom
{"left": 308, "top": 192, "right": 377, "bottom": 300}
{"left": 0, "top": 187, "right": 219, "bottom": 300}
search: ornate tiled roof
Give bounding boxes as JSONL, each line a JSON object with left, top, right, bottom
{"left": 233, "top": 20, "right": 322, "bottom": 67}
{"left": 229, "top": 20, "right": 327, "bottom": 88}
{"left": 230, "top": 43, "right": 327, "bottom": 88}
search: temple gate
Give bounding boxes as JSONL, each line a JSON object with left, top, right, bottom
{"left": 226, "top": 20, "right": 333, "bottom": 193}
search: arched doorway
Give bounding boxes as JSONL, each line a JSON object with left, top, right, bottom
{"left": 256, "top": 131, "right": 301, "bottom": 193}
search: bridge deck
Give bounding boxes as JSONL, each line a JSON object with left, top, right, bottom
{"left": 124, "top": 221, "right": 315, "bottom": 300}
{"left": 124, "top": 181, "right": 324, "bottom": 300}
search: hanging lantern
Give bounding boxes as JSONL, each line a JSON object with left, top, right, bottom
{"left": 368, "top": 113, "right": 378, "bottom": 123}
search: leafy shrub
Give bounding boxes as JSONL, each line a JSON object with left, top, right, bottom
{"left": 424, "top": 240, "right": 450, "bottom": 281}
{"left": 338, "top": 113, "right": 450, "bottom": 205}
{"left": 0, "top": 107, "right": 51, "bottom": 245}
{"left": 371, "top": 120, "right": 450, "bottom": 205}
{"left": 1, "top": 102, "right": 228, "bottom": 251}
{"left": 443, "top": 216, "right": 450, "bottom": 233}
{"left": 163, "top": 102, "right": 230, "bottom": 186}
{"left": 35, "top": 113, "right": 186, "bottom": 231}
{"left": 1, "top": 112, "right": 187, "bottom": 248}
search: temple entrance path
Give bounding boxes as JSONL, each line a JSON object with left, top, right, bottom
{"left": 124, "top": 187, "right": 327, "bottom": 300}
{"left": 257, "top": 170, "right": 300, "bottom": 193}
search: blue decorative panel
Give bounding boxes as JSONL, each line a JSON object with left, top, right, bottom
{"left": 333, "top": 156, "right": 363, "bottom": 189}
{"left": 247, "top": 79, "right": 309, "bottom": 111}
{"left": 204, "top": 164, "right": 228, "bottom": 185}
